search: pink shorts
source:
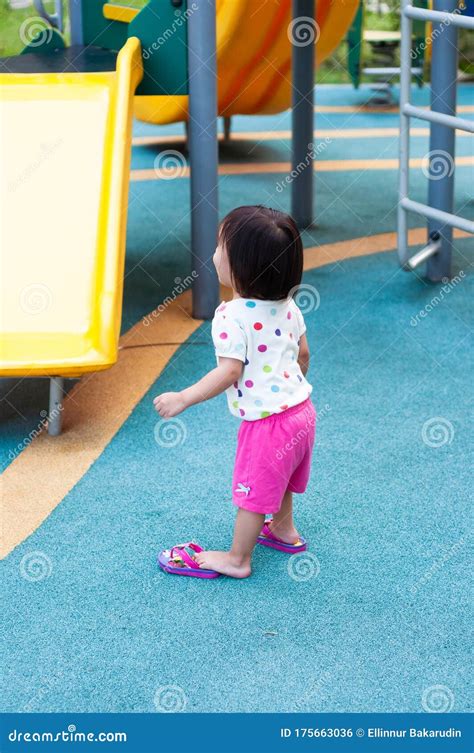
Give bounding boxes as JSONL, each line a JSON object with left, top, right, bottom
{"left": 232, "top": 398, "right": 316, "bottom": 514}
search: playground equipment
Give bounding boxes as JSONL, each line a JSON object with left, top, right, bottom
{"left": 0, "top": 0, "right": 188, "bottom": 434}
{"left": 0, "top": 38, "right": 143, "bottom": 433}
{"left": 397, "top": 0, "right": 474, "bottom": 279}
{"left": 132, "top": 0, "right": 359, "bottom": 126}
{"left": 0, "top": 0, "right": 358, "bottom": 434}
{"left": 347, "top": 0, "right": 428, "bottom": 104}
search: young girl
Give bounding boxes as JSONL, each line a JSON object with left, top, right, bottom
{"left": 154, "top": 205, "right": 316, "bottom": 579}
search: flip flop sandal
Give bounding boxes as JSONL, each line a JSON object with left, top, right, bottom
{"left": 257, "top": 519, "right": 307, "bottom": 553}
{"left": 157, "top": 542, "right": 220, "bottom": 579}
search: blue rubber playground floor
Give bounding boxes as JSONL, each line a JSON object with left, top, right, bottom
{"left": 1, "top": 85, "right": 473, "bottom": 713}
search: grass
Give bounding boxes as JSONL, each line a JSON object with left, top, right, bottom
{"left": 0, "top": 0, "right": 60, "bottom": 57}
{"left": 365, "top": 9, "right": 400, "bottom": 32}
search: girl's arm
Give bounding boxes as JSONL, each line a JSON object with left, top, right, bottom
{"left": 153, "top": 357, "right": 243, "bottom": 418}
{"left": 298, "top": 334, "right": 310, "bottom": 376}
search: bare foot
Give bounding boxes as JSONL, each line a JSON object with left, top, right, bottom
{"left": 195, "top": 550, "right": 251, "bottom": 578}
{"left": 268, "top": 520, "right": 302, "bottom": 545}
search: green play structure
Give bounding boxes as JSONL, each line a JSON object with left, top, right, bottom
{"left": 346, "top": 0, "right": 429, "bottom": 96}
{"left": 16, "top": 0, "right": 188, "bottom": 95}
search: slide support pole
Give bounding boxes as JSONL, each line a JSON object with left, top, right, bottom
{"left": 48, "top": 377, "right": 64, "bottom": 436}
{"left": 291, "top": 0, "right": 316, "bottom": 228}
{"left": 426, "top": 0, "right": 458, "bottom": 281}
{"left": 187, "top": 0, "right": 219, "bottom": 319}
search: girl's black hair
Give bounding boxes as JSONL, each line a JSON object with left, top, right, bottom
{"left": 218, "top": 205, "right": 303, "bottom": 300}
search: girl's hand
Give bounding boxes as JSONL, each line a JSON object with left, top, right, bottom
{"left": 153, "top": 358, "right": 242, "bottom": 417}
{"left": 153, "top": 392, "right": 187, "bottom": 418}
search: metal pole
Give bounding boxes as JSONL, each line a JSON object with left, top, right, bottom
{"left": 69, "top": 0, "right": 84, "bottom": 46}
{"left": 426, "top": 0, "right": 458, "bottom": 281}
{"left": 397, "top": 0, "right": 412, "bottom": 266}
{"left": 33, "top": 0, "right": 64, "bottom": 33}
{"left": 291, "top": 0, "right": 316, "bottom": 228}
{"left": 404, "top": 237, "right": 441, "bottom": 270}
{"left": 187, "top": 0, "right": 219, "bottom": 320}
{"left": 48, "top": 377, "right": 64, "bottom": 436}
{"left": 223, "top": 116, "right": 231, "bottom": 143}
{"left": 405, "top": 5, "right": 474, "bottom": 30}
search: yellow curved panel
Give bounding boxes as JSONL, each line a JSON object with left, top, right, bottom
{"left": 103, "top": 3, "right": 139, "bottom": 23}
{"left": 0, "top": 38, "right": 143, "bottom": 378}
{"left": 134, "top": 0, "right": 359, "bottom": 125}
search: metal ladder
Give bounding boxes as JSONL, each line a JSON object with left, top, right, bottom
{"left": 397, "top": 0, "right": 474, "bottom": 280}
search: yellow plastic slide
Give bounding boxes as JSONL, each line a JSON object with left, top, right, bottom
{"left": 134, "top": 0, "right": 359, "bottom": 125}
{"left": 0, "top": 38, "right": 143, "bottom": 378}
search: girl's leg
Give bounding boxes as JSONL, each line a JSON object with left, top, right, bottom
{"left": 195, "top": 508, "right": 264, "bottom": 578}
{"left": 269, "top": 489, "right": 301, "bottom": 543}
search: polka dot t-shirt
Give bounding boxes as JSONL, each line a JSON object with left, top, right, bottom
{"left": 211, "top": 297, "right": 312, "bottom": 421}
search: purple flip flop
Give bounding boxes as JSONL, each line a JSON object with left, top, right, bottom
{"left": 257, "top": 519, "right": 307, "bottom": 553}
{"left": 157, "top": 541, "right": 220, "bottom": 579}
